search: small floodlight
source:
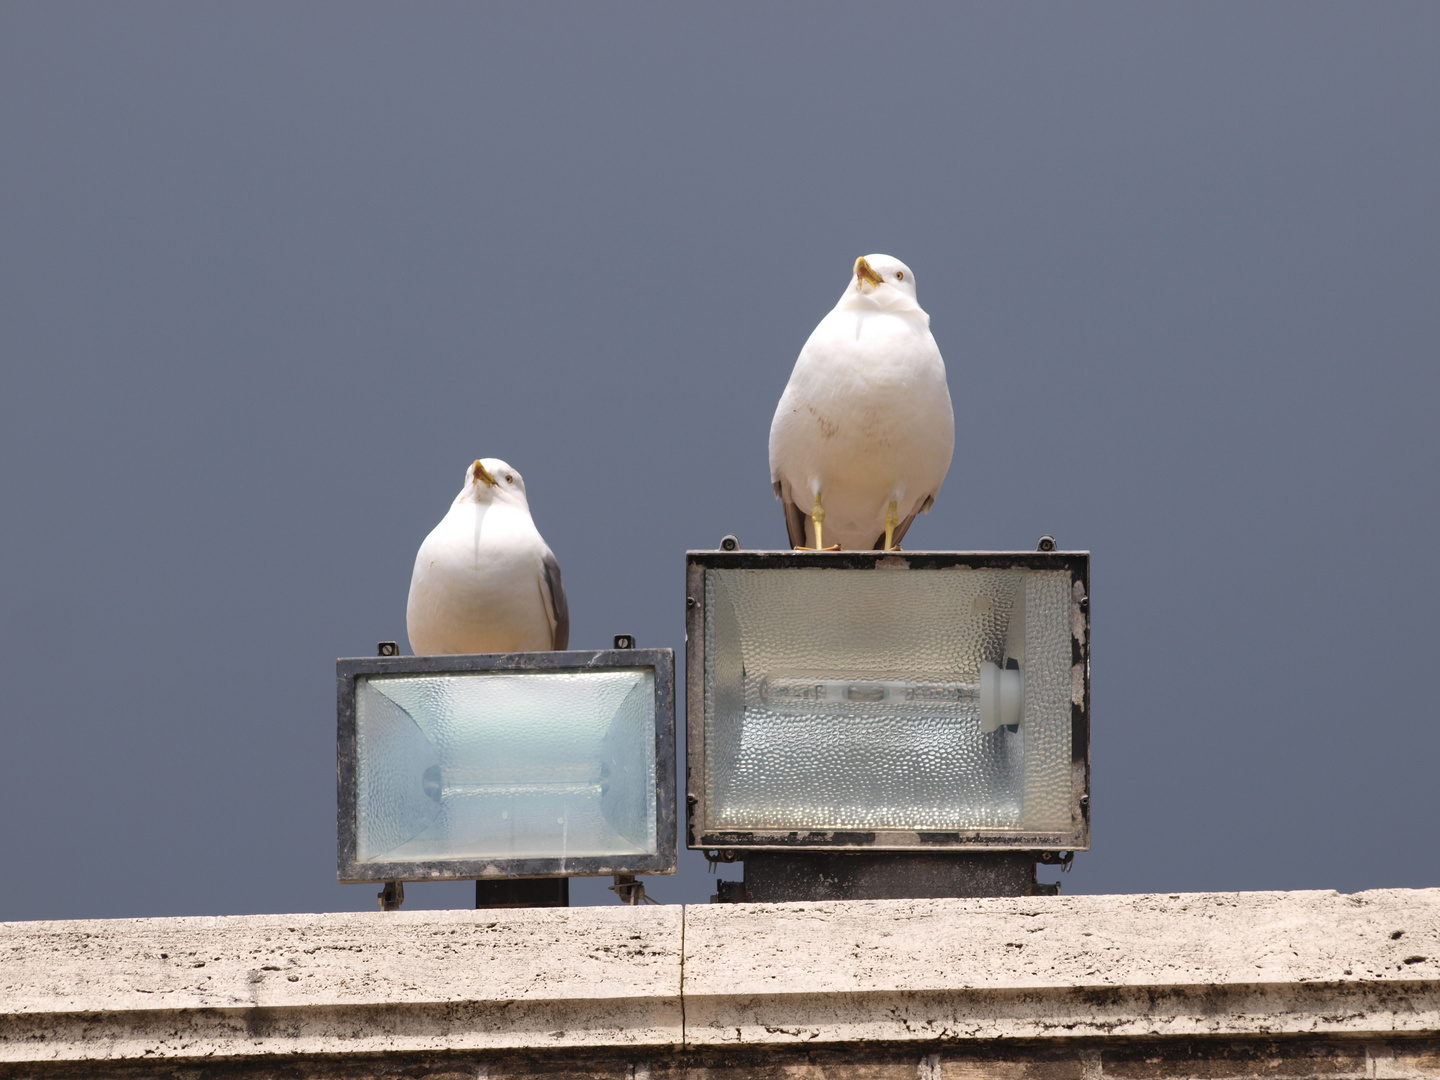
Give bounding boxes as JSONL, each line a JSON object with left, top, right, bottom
{"left": 337, "top": 648, "right": 676, "bottom": 885}
{"left": 685, "top": 549, "right": 1089, "bottom": 864}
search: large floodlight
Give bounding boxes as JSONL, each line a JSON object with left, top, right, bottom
{"left": 337, "top": 648, "right": 676, "bottom": 884}
{"left": 685, "top": 549, "right": 1089, "bottom": 856}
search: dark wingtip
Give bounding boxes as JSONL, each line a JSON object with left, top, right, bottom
{"left": 541, "top": 551, "right": 569, "bottom": 651}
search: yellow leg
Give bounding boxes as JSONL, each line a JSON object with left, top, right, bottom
{"left": 884, "top": 499, "right": 899, "bottom": 551}
{"left": 794, "top": 492, "right": 839, "bottom": 550}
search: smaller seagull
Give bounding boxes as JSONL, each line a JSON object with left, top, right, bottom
{"left": 406, "top": 458, "right": 569, "bottom": 655}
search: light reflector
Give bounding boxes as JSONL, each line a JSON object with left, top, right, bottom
{"left": 686, "top": 551, "right": 1088, "bottom": 851}
{"left": 338, "top": 649, "right": 676, "bottom": 882}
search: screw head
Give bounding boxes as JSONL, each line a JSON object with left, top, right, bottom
{"left": 719, "top": 534, "right": 740, "bottom": 551}
{"left": 1036, "top": 535, "right": 1057, "bottom": 552}
{"left": 613, "top": 634, "right": 635, "bottom": 650}
{"left": 686, "top": 596, "right": 697, "bottom": 609}
{"left": 377, "top": 641, "right": 398, "bottom": 657}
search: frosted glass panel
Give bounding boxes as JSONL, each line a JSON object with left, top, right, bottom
{"left": 703, "top": 567, "right": 1073, "bottom": 834}
{"left": 355, "top": 669, "right": 657, "bottom": 863}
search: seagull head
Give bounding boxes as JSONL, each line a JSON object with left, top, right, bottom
{"left": 843, "top": 254, "right": 922, "bottom": 312}
{"left": 457, "top": 457, "right": 529, "bottom": 507}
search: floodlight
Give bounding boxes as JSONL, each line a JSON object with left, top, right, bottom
{"left": 685, "top": 549, "right": 1089, "bottom": 861}
{"left": 337, "top": 648, "right": 676, "bottom": 885}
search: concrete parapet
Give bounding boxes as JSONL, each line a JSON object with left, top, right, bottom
{"left": 1, "top": 889, "right": 1437, "bottom": 1077}
{"left": 0, "top": 905, "right": 684, "bottom": 1062}
{"left": 684, "top": 888, "right": 1440, "bottom": 1044}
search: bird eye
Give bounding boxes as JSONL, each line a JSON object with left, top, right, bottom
{"left": 505, "top": 475, "right": 514, "bottom": 484}
{"left": 896, "top": 271, "right": 904, "bottom": 281}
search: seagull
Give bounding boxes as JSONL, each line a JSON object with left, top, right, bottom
{"left": 406, "top": 458, "right": 569, "bottom": 655}
{"left": 769, "top": 254, "right": 955, "bottom": 551}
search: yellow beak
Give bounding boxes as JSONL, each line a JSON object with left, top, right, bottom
{"left": 473, "top": 460, "right": 498, "bottom": 487}
{"left": 854, "top": 256, "right": 884, "bottom": 289}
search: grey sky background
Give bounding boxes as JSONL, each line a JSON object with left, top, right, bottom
{"left": 1, "top": 4, "right": 1437, "bottom": 920}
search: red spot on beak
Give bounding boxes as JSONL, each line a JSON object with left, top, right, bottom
{"left": 854, "top": 257, "right": 883, "bottom": 288}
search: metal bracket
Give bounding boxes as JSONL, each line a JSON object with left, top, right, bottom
{"left": 711, "top": 878, "right": 749, "bottom": 903}
{"left": 376, "top": 641, "right": 399, "bottom": 657}
{"left": 719, "top": 534, "right": 740, "bottom": 551}
{"left": 475, "top": 877, "right": 570, "bottom": 908}
{"left": 377, "top": 880, "right": 404, "bottom": 911}
{"left": 1032, "top": 850, "right": 1072, "bottom": 897}
{"left": 613, "top": 634, "right": 635, "bottom": 650}
{"left": 705, "top": 853, "right": 1073, "bottom": 903}
{"left": 610, "top": 874, "right": 656, "bottom": 905}
{"left": 704, "top": 849, "right": 741, "bottom": 872}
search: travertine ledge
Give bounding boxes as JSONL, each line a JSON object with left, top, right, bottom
{"left": 0, "top": 906, "right": 684, "bottom": 1061}
{"left": 1, "top": 889, "right": 1436, "bottom": 1068}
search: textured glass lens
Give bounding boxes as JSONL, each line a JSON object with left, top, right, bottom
{"left": 703, "top": 567, "right": 1073, "bottom": 834}
{"left": 355, "top": 669, "right": 657, "bottom": 863}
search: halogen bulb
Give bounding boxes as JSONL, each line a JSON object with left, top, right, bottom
{"left": 756, "top": 666, "right": 1022, "bottom": 733}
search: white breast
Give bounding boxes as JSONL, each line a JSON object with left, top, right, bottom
{"left": 770, "top": 305, "right": 955, "bottom": 549}
{"left": 405, "top": 501, "right": 554, "bottom": 655}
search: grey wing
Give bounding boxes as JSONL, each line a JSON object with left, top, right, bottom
{"left": 541, "top": 550, "right": 570, "bottom": 651}
{"left": 775, "top": 480, "right": 809, "bottom": 549}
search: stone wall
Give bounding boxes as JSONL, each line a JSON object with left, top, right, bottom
{"left": 3, "top": 889, "right": 1437, "bottom": 1078}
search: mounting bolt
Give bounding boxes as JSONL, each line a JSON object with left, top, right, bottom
{"left": 1036, "top": 535, "right": 1057, "bottom": 552}
{"left": 1079, "top": 595, "right": 1089, "bottom": 613}
{"left": 719, "top": 534, "right": 740, "bottom": 551}
{"left": 686, "top": 596, "right": 697, "bottom": 610}
{"left": 377, "top": 641, "right": 398, "bottom": 657}
{"left": 613, "top": 634, "right": 635, "bottom": 650}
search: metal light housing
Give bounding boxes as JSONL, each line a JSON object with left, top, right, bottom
{"left": 685, "top": 550, "right": 1090, "bottom": 853}
{"left": 338, "top": 648, "right": 676, "bottom": 883}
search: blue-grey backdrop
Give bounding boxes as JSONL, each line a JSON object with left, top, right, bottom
{"left": 2, "top": 4, "right": 1437, "bottom": 919}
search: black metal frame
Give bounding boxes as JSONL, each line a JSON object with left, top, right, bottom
{"left": 337, "top": 648, "right": 677, "bottom": 883}
{"left": 685, "top": 550, "right": 1090, "bottom": 854}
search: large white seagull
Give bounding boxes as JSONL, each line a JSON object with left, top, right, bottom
{"left": 769, "top": 254, "right": 955, "bottom": 551}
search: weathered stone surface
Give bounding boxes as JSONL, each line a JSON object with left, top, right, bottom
{"left": 2, "top": 888, "right": 1437, "bottom": 1072}
{"left": 682, "top": 888, "right": 1440, "bottom": 1045}
{"left": 0, "top": 905, "right": 683, "bottom": 1061}
{"left": 7, "top": 1040, "right": 1439, "bottom": 1080}
{"left": 1096, "top": 1039, "right": 1370, "bottom": 1078}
